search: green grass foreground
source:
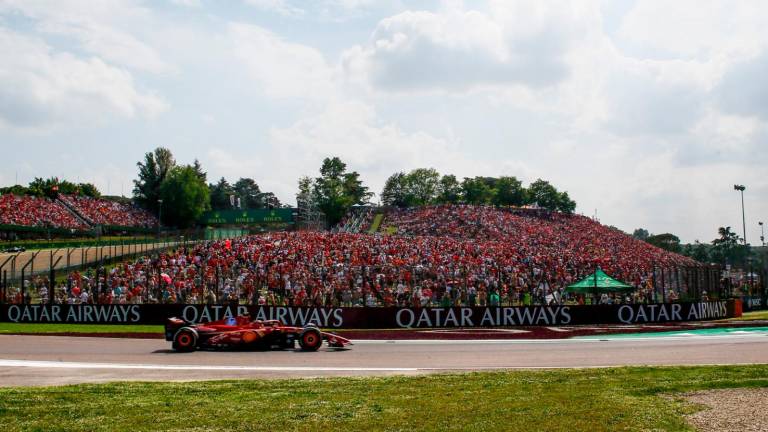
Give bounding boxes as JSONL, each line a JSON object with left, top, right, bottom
{"left": 0, "top": 323, "right": 162, "bottom": 334}
{"left": 1, "top": 366, "right": 767, "bottom": 431}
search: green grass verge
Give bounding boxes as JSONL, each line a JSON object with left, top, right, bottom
{"left": 731, "top": 310, "right": 768, "bottom": 321}
{"left": 1, "top": 365, "right": 767, "bottom": 431}
{"left": 368, "top": 213, "right": 384, "bottom": 234}
{"left": 1, "top": 236, "right": 158, "bottom": 251}
{"left": 0, "top": 323, "right": 162, "bottom": 334}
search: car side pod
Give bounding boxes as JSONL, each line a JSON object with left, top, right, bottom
{"left": 165, "top": 317, "right": 192, "bottom": 341}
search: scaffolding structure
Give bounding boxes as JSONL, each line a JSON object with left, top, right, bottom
{"left": 295, "top": 192, "right": 325, "bottom": 231}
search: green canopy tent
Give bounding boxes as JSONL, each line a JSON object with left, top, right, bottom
{"left": 566, "top": 268, "right": 634, "bottom": 295}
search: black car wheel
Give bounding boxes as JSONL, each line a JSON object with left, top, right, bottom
{"left": 172, "top": 328, "right": 198, "bottom": 352}
{"left": 298, "top": 328, "right": 322, "bottom": 351}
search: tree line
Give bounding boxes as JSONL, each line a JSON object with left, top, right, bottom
{"left": 1, "top": 151, "right": 575, "bottom": 229}
{"left": 381, "top": 168, "right": 576, "bottom": 213}
{"left": 0, "top": 177, "right": 100, "bottom": 199}
{"left": 132, "top": 148, "right": 295, "bottom": 228}
{"left": 633, "top": 226, "right": 756, "bottom": 267}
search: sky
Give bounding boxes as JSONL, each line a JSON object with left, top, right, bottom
{"left": 0, "top": 0, "right": 766, "bottom": 244}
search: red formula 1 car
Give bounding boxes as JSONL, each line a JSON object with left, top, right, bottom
{"left": 165, "top": 315, "right": 351, "bottom": 352}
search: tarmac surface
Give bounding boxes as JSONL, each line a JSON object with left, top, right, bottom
{"left": 0, "top": 240, "right": 185, "bottom": 277}
{"left": 1, "top": 331, "right": 767, "bottom": 386}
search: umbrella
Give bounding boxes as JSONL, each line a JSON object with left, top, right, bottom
{"left": 566, "top": 268, "right": 633, "bottom": 294}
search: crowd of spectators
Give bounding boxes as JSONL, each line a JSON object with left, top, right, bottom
{"left": 0, "top": 194, "right": 88, "bottom": 230}
{"left": 5, "top": 205, "right": 705, "bottom": 306}
{"left": 382, "top": 205, "right": 697, "bottom": 280}
{"left": 60, "top": 195, "right": 157, "bottom": 228}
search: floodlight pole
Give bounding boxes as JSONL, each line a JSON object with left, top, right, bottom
{"left": 734, "top": 185, "right": 746, "bottom": 246}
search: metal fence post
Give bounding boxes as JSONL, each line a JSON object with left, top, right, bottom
{"left": 216, "top": 266, "right": 220, "bottom": 303}
{"left": 49, "top": 251, "right": 54, "bottom": 305}
{"left": 20, "top": 269, "right": 25, "bottom": 304}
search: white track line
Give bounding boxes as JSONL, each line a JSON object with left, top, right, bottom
{"left": 352, "top": 333, "right": 768, "bottom": 344}
{"left": 0, "top": 359, "right": 417, "bottom": 372}
{"left": 1, "top": 359, "right": 766, "bottom": 372}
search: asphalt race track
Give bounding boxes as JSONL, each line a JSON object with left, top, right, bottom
{"left": 1, "top": 332, "right": 767, "bottom": 386}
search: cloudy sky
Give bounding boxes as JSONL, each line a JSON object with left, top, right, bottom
{"left": 0, "top": 0, "right": 766, "bottom": 243}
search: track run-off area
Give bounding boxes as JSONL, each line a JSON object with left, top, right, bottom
{"left": 1, "top": 328, "right": 767, "bottom": 386}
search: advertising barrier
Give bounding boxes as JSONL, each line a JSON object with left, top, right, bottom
{"left": 741, "top": 296, "right": 766, "bottom": 311}
{"left": 0, "top": 301, "right": 733, "bottom": 328}
{"left": 200, "top": 209, "right": 294, "bottom": 225}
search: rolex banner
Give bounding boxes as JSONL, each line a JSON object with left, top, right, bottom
{"left": 0, "top": 301, "right": 732, "bottom": 328}
{"left": 201, "top": 208, "right": 293, "bottom": 225}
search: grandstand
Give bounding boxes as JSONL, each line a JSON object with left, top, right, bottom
{"left": 59, "top": 195, "right": 157, "bottom": 229}
{"left": 3, "top": 204, "right": 721, "bottom": 306}
{"left": 378, "top": 205, "right": 698, "bottom": 281}
{"left": 334, "top": 206, "right": 374, "bottom": 233}
{"left": 0, "top": 193, "right": 158, "bottom": 239}
{"left": 0, "top": 194, "right": 89, "bottom": 231}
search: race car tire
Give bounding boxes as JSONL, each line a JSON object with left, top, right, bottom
{"left": 298, "top": 328, "right": 322, "bottom": 351}
{"left": 172, "top": 328, "right": 198, "bottom": 352}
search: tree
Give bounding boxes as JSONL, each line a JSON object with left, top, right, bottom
{"left": 404, "top": 168, "right": 440, "bottom": 206}
{"left": 77, "top": 183, "right": 100, "bottom": 198}
{"left": 493, "top": 176, "right": 526, "bottom": 206}
{"left": 258, "top": 192, "right": 281, "bottom": 209}
{"left": 646, "top": 233, "right": 682, "bottom": 253}
{"left": 690, "top": 241, "right": 710, "bottom": 263}
{"left": 632, "top": 228, "right": 650, "bottom": 241}
{"left": 0, "top": 184, "right": 29, "bottom": 196}
{"left": 158, "top": 165, "right": 210, "bottom": 228}
{"left": 297, "top": 176, "right": 313, "bottom": 204}
{"left": 343, "top": 171, "right": 372, "bottom": 205}
{"left": 381, "top": 172, "right": 409, "bottom": 207}
{"left": 556, "top": 191, "right": 576, "bottom": 214}
{"left": 209, "top": 177, "right": 234, "bottom": 210}
{"left": 461, "top": 177, "right": 495, "bottom": 205}
{"left": 192, "top": 159, "right": 207, "bottom": 183}
{"left": 527, "top": 179, "right": 560, "bottom": 211}
{"left": 436, "top": 174, "right": 462, "bottom": 204}
{"left": 312, "top": 157, "right": 372, "bottom": 226}
{"left": 26, "top": 177, "right": 82, "bottom": 198}
{"left": 233, "top": 178, "right": 262, "bottom": 208}
{"left": 711, "top": 226, "right": 748, "bottom": 265}
{"left": 133, "top": 147, "right": 175, "bottom": 212}
{"left": 3, "top": 179, "right": 100, "bottom": 198}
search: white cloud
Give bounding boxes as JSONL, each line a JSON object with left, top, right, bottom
{"left": 0, "top": 0, "right": 172, "bottom": 74}
{"left": 618, "top": 0, "right": 768, "bottom": 60}
{"left": 0, "top": 0, "right": 766, "bottom": 243}
{"left": 243, "top": 0, "right": 377, "bottom": 20}
{"left": 228, "top": 22, "right": 336, "bottom": 100}
{"left": 243, "top": 0, "right": 305, "bottom": 17}
{"left": 715, "top": 51, "right": 768, "bottom": 121}
{"left": 204, "top": 99, "right": 541, "bottom": 204}
{"left": 343, "top": 6, "right": 573, "bottom": 93}
{"left": 0, "top": 27, "right": 168, "bottom": 129}
{"left": 169, "top": 0, "right": 201, "bottom": 7}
